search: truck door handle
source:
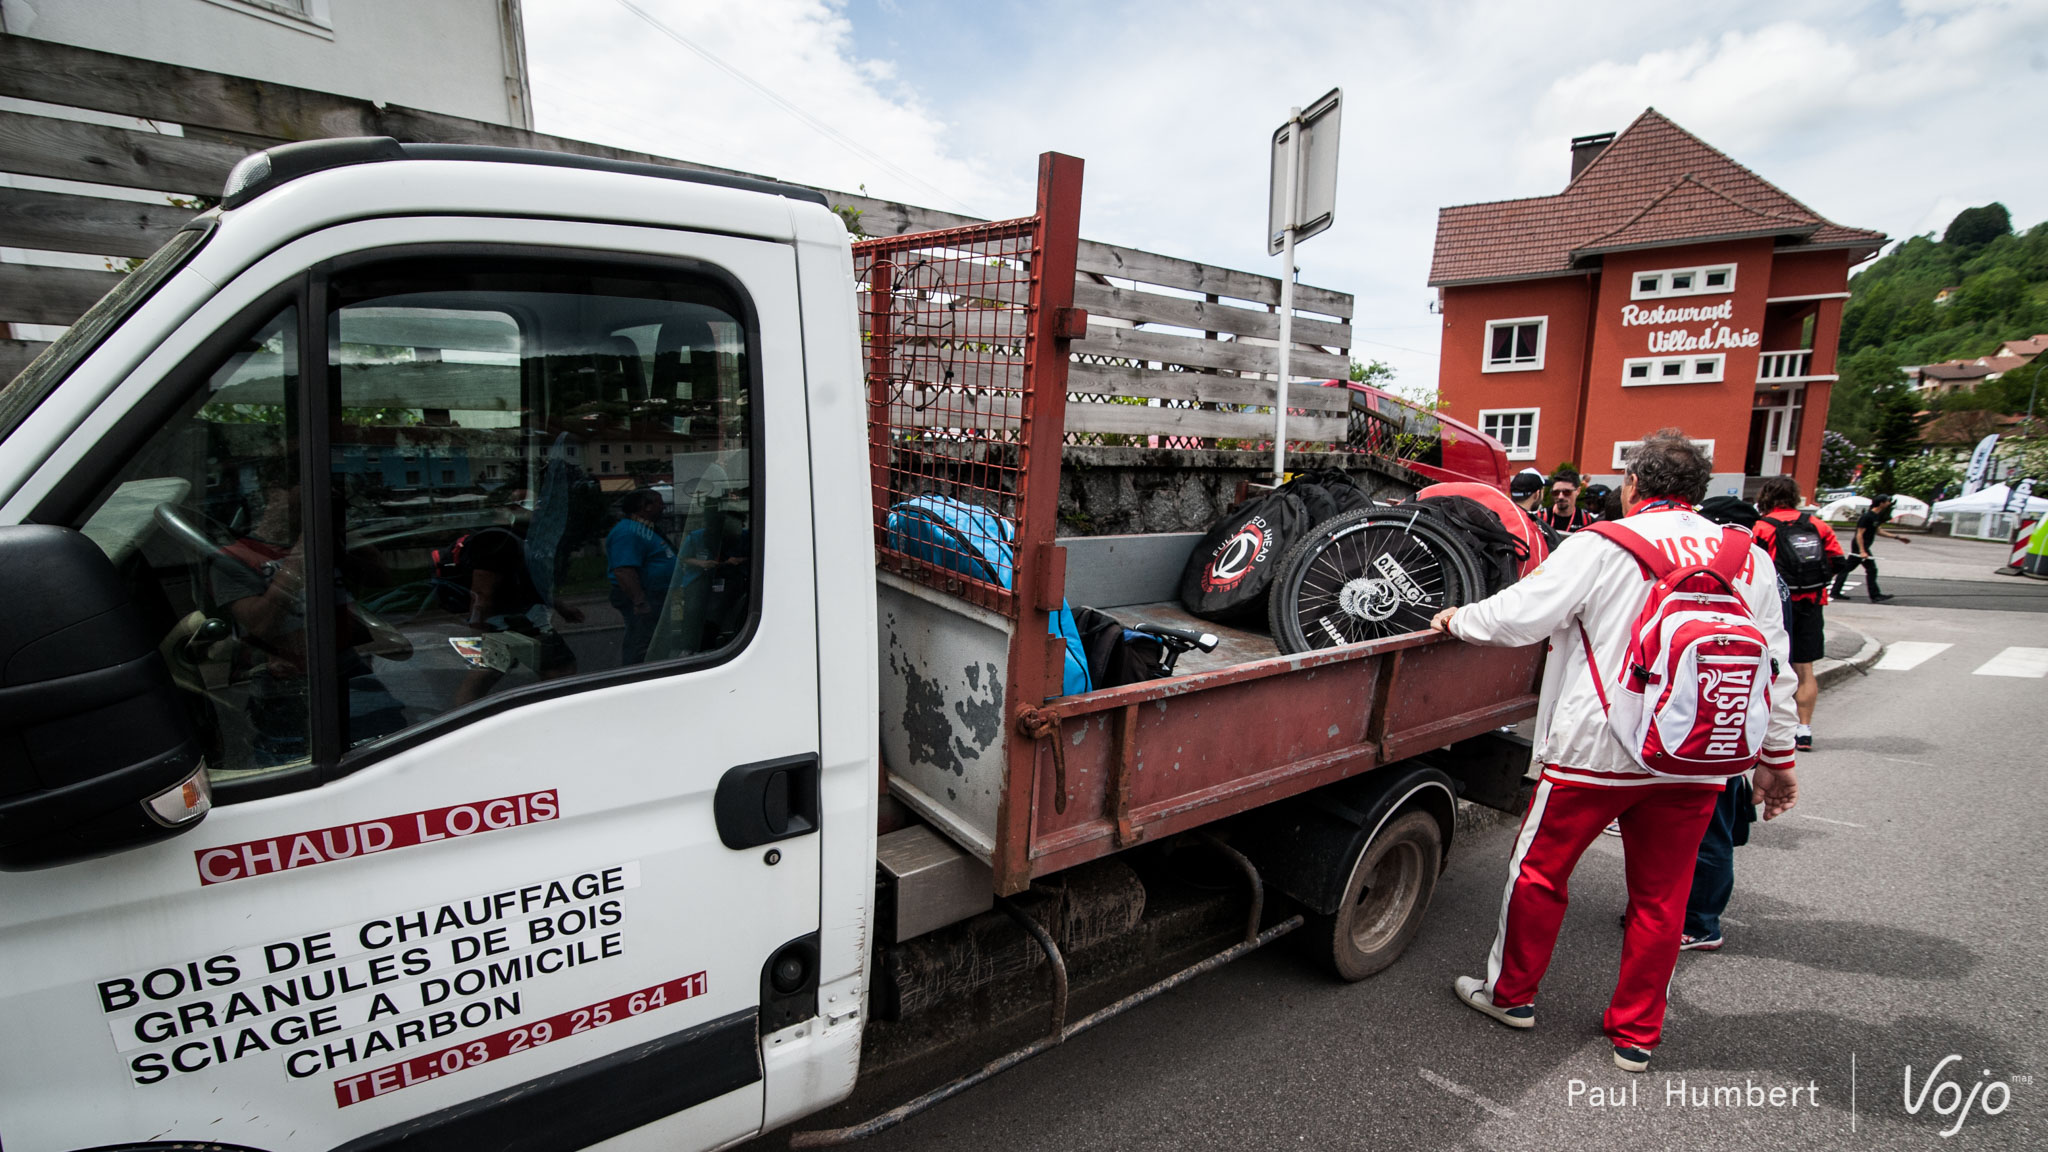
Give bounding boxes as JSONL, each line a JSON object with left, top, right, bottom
{"left": 714, "top": 754, "right": 820, "bottom": 849}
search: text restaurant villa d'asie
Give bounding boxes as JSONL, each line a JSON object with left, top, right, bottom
{"left": 1430, "top": 109, "right": 1887, "bottom": 501}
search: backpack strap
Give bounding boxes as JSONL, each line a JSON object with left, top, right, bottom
{"left": 1582, "top": 520, "right": 1671, "bottom": 580}
{"left": 1707, "top": 525, "right": 1751, "bottom": 583}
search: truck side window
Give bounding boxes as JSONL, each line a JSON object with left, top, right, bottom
{"left": 327, "top": 258, "right": 756, "bottom": 753}
{"left": 74, "top": 306, "right": 314, "bottom": 782}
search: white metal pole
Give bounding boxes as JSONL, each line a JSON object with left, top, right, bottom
{"left": 1272, "top": 108, "right": 1301, "bottom": 482}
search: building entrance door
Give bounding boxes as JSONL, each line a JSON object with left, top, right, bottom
{"left": 1746, "top": 388, "right": 1801, "bottom": 478}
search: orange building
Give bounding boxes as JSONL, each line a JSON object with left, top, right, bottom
{"left": 1429, "top": 109, "right": 1886, "bottom": 500}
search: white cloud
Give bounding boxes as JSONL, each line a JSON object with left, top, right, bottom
{"left": 522, "top": 0, "right": 998, "bottom": 214}
{"left": 524, "top": 0, "right": 2048, "bottom": 392}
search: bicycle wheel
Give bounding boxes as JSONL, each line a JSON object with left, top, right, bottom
{"left": 1267, "top": 507, "right": 1483, "bottom": 654}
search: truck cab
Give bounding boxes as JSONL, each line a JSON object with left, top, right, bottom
{"left": 0, "top": 140, "right": 880, "bottom": 1151}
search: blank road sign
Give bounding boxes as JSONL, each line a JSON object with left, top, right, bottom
{"left": 1269, "top": 87, "right": 1342, "bottom": 254}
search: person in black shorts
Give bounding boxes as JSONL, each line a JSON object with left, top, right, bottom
{"left": 1750, "top": 476, "right": 1842, "bottom": 751}
{"left": 1831, "top": 494, "right": 1910, "bottom": 602}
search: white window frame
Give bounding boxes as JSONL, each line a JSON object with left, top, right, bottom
{"left": 1482, "top": 316, "right": 1547, "bottom": 372}
{"left": 197, "top": 0, "right": 336, "bottom": 37}
{"left": 1621, "top": 353, "right": 1725, "bottom": 386}
{"left": 1614, "top": 439, "right": 1715, "bottom": 470}
{"left": 1630, "top": 264, "right": 1737, "bottom": 301}
{"left": 1476, "top": 408, "right": 1540, "bottom": 461}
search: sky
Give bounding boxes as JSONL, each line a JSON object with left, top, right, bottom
{"left": 522, "top": 0, "right": 2048, "bottom": 394}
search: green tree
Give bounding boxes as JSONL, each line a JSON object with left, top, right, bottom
{"left": 1348, "top": 358, "right": 1395, "bottom": 386}
{"left": 1942, "top": 203, "right": 2012, "bottom": 249}
{"left": 1866, "top": 378, "right": 1925, "bottom": 495}
{"left": 1950, "top": 266, "right": 2027, "bottom": 323}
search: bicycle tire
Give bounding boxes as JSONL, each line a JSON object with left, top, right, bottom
{"left": 1267, "top": 507, "right": 1484, "bottom": 654}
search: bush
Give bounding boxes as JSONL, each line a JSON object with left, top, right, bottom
{"left": 1818, "top": 430, "right": 1861, "bottom": 488}
{"left": 1864, "top": 454, "right": 1959, "bottom": 503}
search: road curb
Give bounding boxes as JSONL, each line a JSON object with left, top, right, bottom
{"left": 1815, "top": 627, "right": 1884, "bottom": 690}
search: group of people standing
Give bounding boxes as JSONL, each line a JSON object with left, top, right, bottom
{"left": 1430, "top": 429, "right": 1916, "bottom": 1076}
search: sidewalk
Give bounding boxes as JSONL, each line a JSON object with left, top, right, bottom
{"left": 1814, "top": 619, "right": 1883, "bottom": 688}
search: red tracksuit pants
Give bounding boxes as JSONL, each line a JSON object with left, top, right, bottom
{"left": 1484, "top": 771, "right": 1721, "bottom": 1051}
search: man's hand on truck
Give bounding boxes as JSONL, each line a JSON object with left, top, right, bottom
{"left": 1429, "top": 606, "right": 1459, "bottom": 633}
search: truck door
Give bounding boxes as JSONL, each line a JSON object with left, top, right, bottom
{"left": 0, "top": 220, "right": 820, "bottom": 1151}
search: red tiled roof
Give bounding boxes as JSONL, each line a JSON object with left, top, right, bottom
{"left": 1980, "top": 355, "right": 2030, "bottom": 374}
{"left": 1919, "top": 362, "right": 1993, "bottom": 380}
{"left": 1997, "top": 335, "right": 2048, "bottom": 358}
{"left": 1429, "top": 109, "right": 1887, "bottom": 286}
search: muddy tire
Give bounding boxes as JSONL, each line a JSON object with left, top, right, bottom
{"left": 1311, "top": 810, "right": 1442, "bottom": 981}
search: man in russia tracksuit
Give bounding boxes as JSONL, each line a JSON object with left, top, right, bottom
{"left": 1429, "top": 429, "right": 1800, "bottom": 1074}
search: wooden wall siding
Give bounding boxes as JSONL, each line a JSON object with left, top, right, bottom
{"left": 0, "top": 187, "right": 191, "bottom": 258}
{"left": 0, "top": 36, "right": 1353, "bottom": 447}
{"left": 0, "top": 339, "right": 50, "bottom": 382}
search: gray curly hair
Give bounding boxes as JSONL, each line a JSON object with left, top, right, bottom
{"left": 1623, "top": 429, "right": 1714, "bottom": 505}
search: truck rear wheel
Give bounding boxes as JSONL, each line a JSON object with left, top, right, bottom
{"left": 1313, "top": 809, "right": 1441, "bottom": 981}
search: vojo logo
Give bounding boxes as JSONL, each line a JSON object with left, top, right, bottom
{"left": 1904, "top": 1056, "right": 2014, "bottom": 1137}
{"left": 1203, "top": 516, "right": 1270, "bottom": 592}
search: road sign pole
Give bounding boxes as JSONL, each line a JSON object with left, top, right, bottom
{"left": 1272, "top": 106, "right": 1300, "bottom": 483}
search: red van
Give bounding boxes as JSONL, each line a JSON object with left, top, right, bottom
{"left": 1316, "top": 380, "right": 1512, "bottom": 490}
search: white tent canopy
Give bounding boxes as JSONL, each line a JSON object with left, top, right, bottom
{"left": 1932, "top": 483, "right": 2047, "bottom": 517}
{"left": 1818, "top": 494, "right": 1931, "bottom": 527}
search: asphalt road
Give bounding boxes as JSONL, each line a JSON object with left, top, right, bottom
{"left": 799, "top": 537, "right": 2046, "bottom": 1152}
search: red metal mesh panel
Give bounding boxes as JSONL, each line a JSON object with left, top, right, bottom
{"left": 857, "top": 217, "right": 1041, "bottom": 615}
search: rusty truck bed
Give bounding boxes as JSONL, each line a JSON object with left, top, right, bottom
{"left": 857, "top": 165, "right": 1540, "bottom": 895}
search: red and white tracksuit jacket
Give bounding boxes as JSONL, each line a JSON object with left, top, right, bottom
{"left": 1446, "top": 506, "right": 1797, "bottom": 1050}
{"left": 1449, "top": 506, "right": 1799, "bottom": 784}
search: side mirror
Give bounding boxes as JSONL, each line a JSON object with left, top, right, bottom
{"left": 0, "top": 525, "right": 210, "bottom": 868}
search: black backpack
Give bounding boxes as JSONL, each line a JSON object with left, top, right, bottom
{"left": 1770, "top": 513, "right": 1832, "bottom": 593}
{"left": 1070, "top": 606, "right": 1172, "bottom": 688}
{"left": 1179, "top": 486, "right": 1314, "bottom": 623}
{"left": 1408, "top": 493, "right": 1529, "bottom": 596}
{"left": 1289, "top": 469, "right": 1374, "bottom": 524}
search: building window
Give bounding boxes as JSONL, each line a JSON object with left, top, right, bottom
{"left": 601, "top": 444, "right": 611, "bottom": 454}
{"left": 1483, "top": 317, "right": 1546, "bottom": 372}
{"left": 1622, "top": 353, "right": 1724, "bottom": 385}
{"left": 1615, "top": 439, "right": 1715, "bottom": 470}
{"left": 1631, "top": 264, "right": 1736, "bottom": 300}
{"left": 405, "top": 470, "right": 421, "bottom": 485}
{"left": 1477, "top": 409, "right": 1539, "bottom": 460}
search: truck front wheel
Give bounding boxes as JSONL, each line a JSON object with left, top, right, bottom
{"left": 1313, "top": 809, "right": 1441, "bottom": 981}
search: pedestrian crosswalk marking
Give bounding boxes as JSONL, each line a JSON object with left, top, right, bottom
{"left": 1874, "top": 642, "right": 1952, "bottom": 671}
{"left": 1973, "top": 647, "right": 2048, "bottom": 678}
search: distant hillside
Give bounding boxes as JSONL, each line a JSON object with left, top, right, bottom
{"left": 1838, "top": 204, "right": 2048, "bottom": 363}
{"left": 1827, "top": 204, "right": 2048, "bottom": 443}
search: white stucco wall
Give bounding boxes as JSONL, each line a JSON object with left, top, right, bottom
{"left": 0, "top": 0, "right": 530, "bottom": 128}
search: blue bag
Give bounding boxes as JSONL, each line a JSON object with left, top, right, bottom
{"left": 885, "top": 495, "right": 1092, "bottom": 696}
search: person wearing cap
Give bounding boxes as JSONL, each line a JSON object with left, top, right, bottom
{"left": 1831, "top": 494, "right": 1910, "bottom": 603}
{"left": 1510, "top": 469, "right": 1546, "bottom": 513}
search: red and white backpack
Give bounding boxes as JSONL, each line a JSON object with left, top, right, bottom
{"left": 1577, "top": 521, "right": 1775, "bottom": 778}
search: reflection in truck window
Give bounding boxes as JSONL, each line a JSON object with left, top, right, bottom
{"left": 326, "top": 259, "right": 757, "bottom": 753}
{"left": 73, "top": 306, "right": 323, "bottom": 782}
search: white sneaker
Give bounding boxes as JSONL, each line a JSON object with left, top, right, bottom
{"left": 1453, "top": 975, "right": 1534, "bottom": 1029}
{"left": 1601, "top": 820, "right": 1622, "bottom": 837}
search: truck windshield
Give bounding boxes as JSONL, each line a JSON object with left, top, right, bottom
{"left": 0, "top": 221, "right": 214, "bottom": 443}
